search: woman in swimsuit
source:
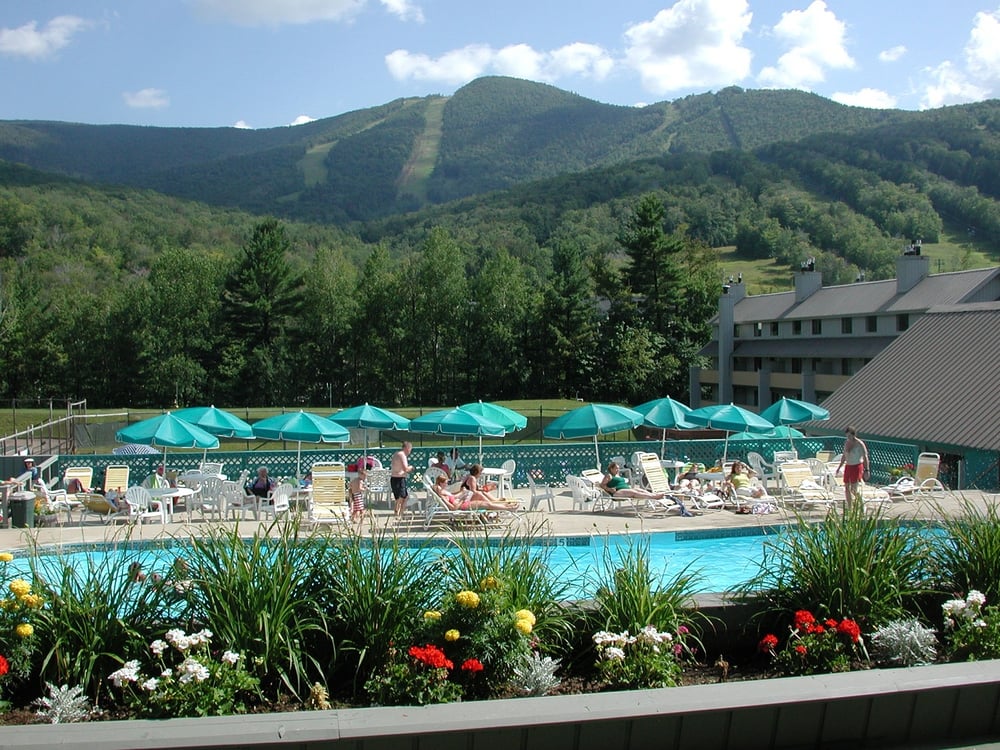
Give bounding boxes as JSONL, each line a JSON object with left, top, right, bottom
{"left": 434, "top": 475, "right": 517, "bottom": 511}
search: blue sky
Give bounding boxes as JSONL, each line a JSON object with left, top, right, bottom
{"left": 2, "top": 0, "right": 999, "bottom": 129}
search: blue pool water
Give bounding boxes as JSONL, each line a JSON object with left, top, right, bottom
{"left": 7, "top": 529, "right": 783, "bottom": 596}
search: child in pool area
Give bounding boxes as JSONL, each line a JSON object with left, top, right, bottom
{"left": 349, "top": 465, "right": 367, "bottom": 523}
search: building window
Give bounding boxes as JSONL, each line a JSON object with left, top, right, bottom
{"left": 841, "top": 317, "right": 853, "bottom": 334}
{"left": 734, "top": 324, "right": 740, "bottom": 338}
{"left": 897, "top": 314, "right": 909, "bottom": 332}
{"left": 811, "top": 319, "right": 822, "bottom": 335}
{"left": 866, "top": 315, "right": 877, "bottom": 333}
{"left": 754, "top": 322, "right": 762, "bottom": 338}
{"left": 770, "top": 322, "right": 779, "bottom": 336}
{"left": 793, "top": 320, "right": 802, "bottom": 335}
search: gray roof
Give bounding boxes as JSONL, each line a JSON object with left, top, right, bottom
{"left": 803, "top": 302, "right": 1000, "bottom": 451}
{"left": 733, "top": 267, "right": 1000, "bottom": 323}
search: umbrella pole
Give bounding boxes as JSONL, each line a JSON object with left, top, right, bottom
{"left": 594, "top": 434, "right": 601, "bottom": 471}
{"left": 296, "top": 441, "right": 302, "bottom": 480}
{"left": 479, "top": 435, "right": 483, "bottom": 465}
{"left": 661, "top": 428, "right": 667, "bottom": 460}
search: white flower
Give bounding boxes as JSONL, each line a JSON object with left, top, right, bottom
{"left": 108, "top": 660, "right": 141, "bottom": 687}
{"left": 603, "top": 647, "right": 626, "bottom": 661}
{"left": 150, "top": 639, "right": 167, "bottom": 656}
{"left": 177, "top": 657, "right": 210, "bottom": 683}
{"left": 141, "top": 678, "right": 159, "bottom": 692}
{"left": 164, "top": 628, "right": 185, "bottom": 644}
{"left": 161, "top": 668, "right": 173, "bottom": 678}
{"left": 974, "top": 619, "right": 987, "bottom": 628}
{"left": 221, "top": 650, "right": 240, "bottom": 665}
{"left": 967, "top": 590, "right": 987, "bottom": 607}
{"left": 188, "top": 629, "right": 213, "bottom": 647}
{"left": 592, "top": 631, "right": 626, "bottom": 646}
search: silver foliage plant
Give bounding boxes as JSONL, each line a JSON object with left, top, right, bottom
{"left": 512, "top": 651, "right": 562, "bottom": 697}
{"left": 33, "top": 683, "right": 94, "bottom": 724}
{"left": 869, "top": 619, "right": 938, "bottom": 666}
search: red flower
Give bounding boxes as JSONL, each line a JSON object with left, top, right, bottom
{"left": 808, "top": 624, "right": 825, "bottom": 634}
{"left": 0, "top": 654, "right": 8, "bottom": 677}
{"left": 795, "top": 645, "right": 808, "bottom": 655}
{"left": 758, "top": 634, "right": 779, "bottom": 653}
{"left": 836, "top": 618, "right": 862, "bottom": 643}
{"left": 825, "top": 619, "right": 838, "bottom": 628}
{"left": 460, "top": 658, "right": 484, "bottom": 673}
{"left": 793, "top": 610, "right": 815, "bottom": 630}
{"left": 408, "top": 644, "right": 454, "bottom": 670}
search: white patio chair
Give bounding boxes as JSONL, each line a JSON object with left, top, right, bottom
{"left": 526, "top": 472, "right": 556, "bottom": 512}
{"left": 124, "top": 486, "right": 166, "bottom": 526}
{"left": 499, "top": 459, "right": 516, "bottom": 497}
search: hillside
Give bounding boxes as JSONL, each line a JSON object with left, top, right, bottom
{"left": 0, "top": 78, "right": 915, "bottom": 224}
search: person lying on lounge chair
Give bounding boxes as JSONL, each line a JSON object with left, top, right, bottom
{"left": 599, "top": 462, "right": 670, "bottom": 501}
{"left": 433, "top": 475, "right": 518, "bottom": 511}
{"left": 725, "top": 461, "right": 768, "bottom": 499}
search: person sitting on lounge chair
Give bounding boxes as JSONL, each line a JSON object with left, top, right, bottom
{"left": 725, "top": 460, "right": 768, "bottom": 499}
{"left": 599, "top": 462, "right": 670, "bottom": 502}
{"left": 433, "top": 475, "right": 517, "bottom": 511}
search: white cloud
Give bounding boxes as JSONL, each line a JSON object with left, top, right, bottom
{"left": 233, "top": 120, "right": 253, "bottom": 129}
{"left": 622, "top": 0, "right": 753, "bottom": 95}
{"left": 919, "top": 61, "right": 989, "bottom": 109}
{"left": 290, "top": 114, "right": 317, "bottom": 125}
{"left": 964, "top": 8, "right": 1000, "bottom": 88}
{"left": 831, "top": 88, "right": 897, "bottom": 109}
{"left": 192, "top": 0, "right": 421, "bottom": 25}
{"left": 386, "top": 42, "right": 613, "bottom": 86}
{"left": 0, "top": 15, "right": 90, "bottom": 60}
{"left": 878, "top": 45, "right": 906, "bottom": 63}
{"left": 757, "top": 0, "right": 855, "bottom": 89}
{"left": 379, "top": 0, "right": 423, "bottom": 23}
{"left": 123, "top": 88, "right": 170, "bottom": 109}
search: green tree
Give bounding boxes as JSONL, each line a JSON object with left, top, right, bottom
{"left": 219, "top": 219, "right": 301, "bottom": 406}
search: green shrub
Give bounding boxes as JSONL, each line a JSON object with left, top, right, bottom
{"left": 758, "top": 609, "right": 868, "bottom": 676}
{"left": 929, "top": 496, "right": 1000, "bottom": 603}
{"left": 737, "top": 504, "right": 932, "bottom": 626}
{"left": 940, "top": 590, "right": 1000, "bottom": 661}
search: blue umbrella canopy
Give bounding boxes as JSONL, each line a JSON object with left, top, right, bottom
{"left": 172, "top": 405, "right": 255, "bottom": 439}
{"left": 409, "top": 407, "right": 507, "bottom": 464}
{"left": 112, "top": 443, "right": 162, "bottom": 456}
{"left": 458, "top": 401, "right": 527, "bottom": 432}
{"left": 329, "top": 403, "right": 411, "bottom": 464}
{"left": 116, "top": 412, "right": 220, "bottom": 473}
{"left": 633, "top": 397, "right": 696, "bottom": 458}
{"left": 686, "top": 403, "right": 774, "bottom": 462}
{"left": 252, "top": 411, "right": 350, "bottom": 477}
{"left": 760, "top": 397, "right": 830, "bottom": 426}
{"left": 543, "top": 403, "right": 644, "bottom": 470}
{"left": 730, "top": 426, "right": 805, "bottom": 441}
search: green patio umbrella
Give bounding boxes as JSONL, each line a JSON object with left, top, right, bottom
{"left": 760, "top": 397, "right": 830, "bottom": 454}
{"left": 458, "top": 401, "right": 528, "bottom": 431}
{"left": 409, "top": 407, "right": 507, "bottom": 464}
{"left": 632, "top": 396, "right": 696, "bottom": 458}
{"left": 686, "top": 403, "right": 775, "bottom": 463}
{"left": 115, "top": 412, "right": 220, "bottom": 475}
{"left": 329, "top": 403, "right": 411, "bottom": 464}
{"left": 543, "top": 403, "right": 644, "bottom": 470}
{"left": 252, "top": 411, "right": 350, "bottom": 478}
{"left": 172, "top": 405, "right": 255, "bottom": 461}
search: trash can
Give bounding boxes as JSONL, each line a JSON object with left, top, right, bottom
{"left": 9, "top": 491, "right": 36, "bottom": 528}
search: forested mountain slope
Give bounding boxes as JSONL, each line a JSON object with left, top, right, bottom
{"left": 0, "top": 78, "right": 917, "bottom": 224}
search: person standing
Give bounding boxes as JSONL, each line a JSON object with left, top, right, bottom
{"left": 835, "top": 426, "right": 870, "bottom": 509}
{"left": 391, "top": 441, "right": 415, "bottom": 517}
{"left": 349, "top": 464, "right": 367, "bottom": 524}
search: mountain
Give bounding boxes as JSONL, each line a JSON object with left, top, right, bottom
{"left": 0, "top": 77, "right": 916, "bottom": 225}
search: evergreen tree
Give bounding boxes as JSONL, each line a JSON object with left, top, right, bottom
{"left": 218, "top": 219, "right": 301, "bottom": 406}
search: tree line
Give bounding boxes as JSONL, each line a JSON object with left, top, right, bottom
{"left": 0, "top": 196, "right": 719, "bottom": 409}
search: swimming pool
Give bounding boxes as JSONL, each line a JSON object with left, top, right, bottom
{"left": 5, "top": 527, "right": 784, "bottom": 596}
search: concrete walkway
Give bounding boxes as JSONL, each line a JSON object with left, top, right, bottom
{"left": 1, "top": 486, "right": 995, "bottom": 552}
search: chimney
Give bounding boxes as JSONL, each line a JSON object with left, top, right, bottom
{"left": 896, "top": 251, "right": 930, "bottom": 294}
{"left": 794, "top": 269, "right": 822, "bottom": 302}
{"left": 717, "top": 281, "right": 746, "bottom": 404}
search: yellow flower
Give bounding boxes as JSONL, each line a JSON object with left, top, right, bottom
{"left": 480, "top": 576, "right": 500, "bottom": 590}
{"left": 423, "top": 610, "right": 442, "bottom": 620}
{"left": 444, "top": 629, "right": 460, "bottom": 642}
{"left": 514, "top": 618, "right": 533, "bottom": 635}
{"left": 455, "top": 590, "right": 480, "bottom": 609}
{"left": 22, "top": 593, "right": 43, "bottom": 609}
{"left": 0, "top": 552, "right": 13, "bottom": 562}
{"left": 0, "top": 599, "right": 14, "bottom": 612}
{"left": 514, "top": 609, "right": 536, "bottom": 626}
{"left": 15, "top": 623, "right": 33, "bottom": 638}
{"left": 9, "top": 579, "right": 30, "bottom": 598}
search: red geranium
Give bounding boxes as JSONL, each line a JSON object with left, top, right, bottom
{"left": 795, "top": 645, "right": 808, "bottom": 655}
{"left": 793, "top": 610, "right": 815, "bottom": 631}
{"left": 825, "top": 619, "right": 838, "bottom": 628}
{"left": 0, "top": 654, "right": 8, "bottom": 677}
{"left": 758, "top": 634, "right": 779, "bottom": 653}
{"left": 836, "top": 618, "right": 862, "bottom": 643}
{"left": 408, "top": 644, "right": 454, "bottom": 670}
{"left": 460, "top": 658, "right": 484, "bottom": 673}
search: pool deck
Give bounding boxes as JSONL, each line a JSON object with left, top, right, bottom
{"left": 2, "top": 486, "right": 997, "bottom": 551}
